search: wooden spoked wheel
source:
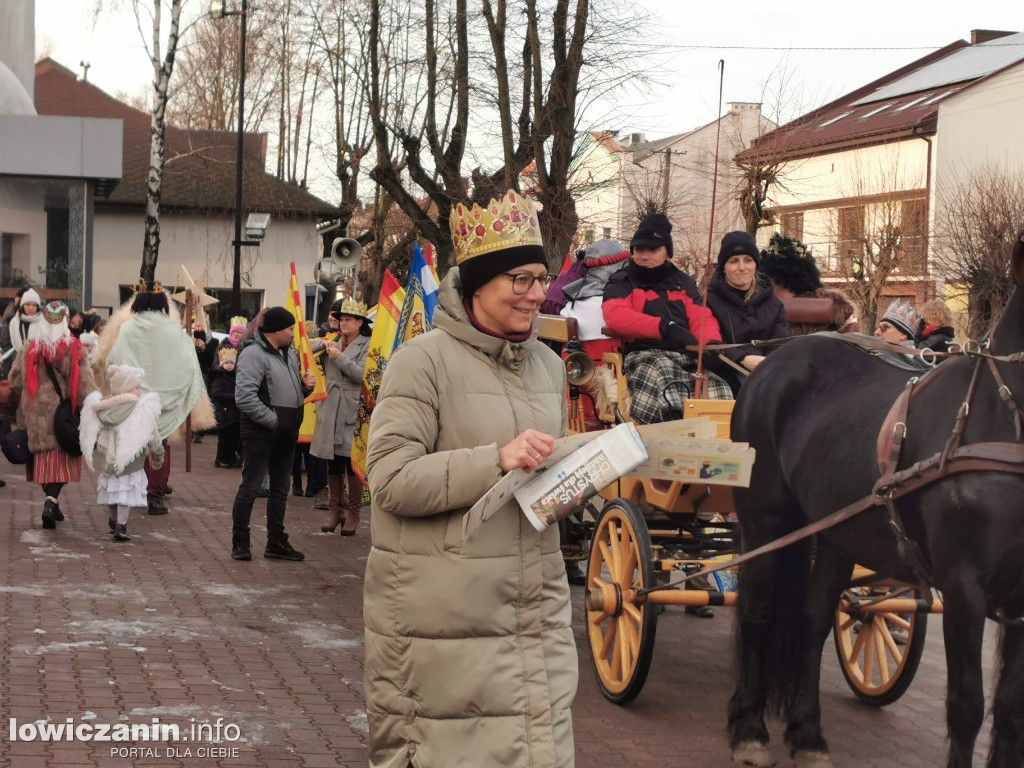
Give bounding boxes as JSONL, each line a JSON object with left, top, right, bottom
{"left": 585, "top": 499, "right": 656, "bottom": 705}
{"left": 833, "top": 585, "right": 928, "bottom": 707}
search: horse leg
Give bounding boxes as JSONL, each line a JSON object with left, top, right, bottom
{"left": 784, "top": 540, "right": 853, "bottom": 766}
{"left": 729, "top": 551, "right": 781, "bottom": 765}
{"left": 942, "top": 569, "right": 988, "bottom": 768}
{"left": 988, "top": 625, "right": 1024, "bottom": 768}
{"left": 730, "top": 534, "right": 813, "bottom": 767}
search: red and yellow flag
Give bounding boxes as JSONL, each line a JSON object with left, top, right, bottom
{"left": 287, "top": 262, "right": 327, "bottom": 444}
{"left": 351, "top": 269, "right": 406, "bottom": 483}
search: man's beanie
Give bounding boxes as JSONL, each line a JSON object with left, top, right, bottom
{"left": 630, "top": 213, "right": 673, "bottom": 257}
{"left": 261, "top": 306, "right": 295, "bottom": 333}
{"left": 450, "top": 189, "right": 547, "bottom": 298}
{"left": 718, "top": 231, "right": 760, "bottom": 272}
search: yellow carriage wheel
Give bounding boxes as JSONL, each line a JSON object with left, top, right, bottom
{"left": 833, "top": 585, "right": 928, "bottom": 707}
{"left": 585, "top": 499, "right": 657, "bottom": 705}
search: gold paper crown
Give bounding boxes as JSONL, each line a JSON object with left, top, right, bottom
{"left": 229, "top": 315, "right": 248, "bottom": 330}
{"left": 339, "top": 299, "right": 368, "bottom": 318}
{"left": 135, "top": 278, "right": 164, "bottom": 294}
{"left": 449, "top": 189, "right": 543, "bottom": 265}
{"left": 217, "top": 347, "right": 238, "bottom": 363}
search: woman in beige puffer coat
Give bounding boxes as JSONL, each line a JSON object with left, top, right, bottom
{"left": 365, "top": 191, "right": 576, "bottom": 768}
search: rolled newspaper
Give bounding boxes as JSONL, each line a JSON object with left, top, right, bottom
{"left": 514, "top": 422, "right": 648, "bottom": 532}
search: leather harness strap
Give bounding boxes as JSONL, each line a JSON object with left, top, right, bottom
{"left": 638, "top": 443, "right": 1024, "bottom": 597}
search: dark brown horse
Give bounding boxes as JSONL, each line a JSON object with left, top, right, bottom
{"left": 728, "top": 235, "right": 1024, "bottom": 768}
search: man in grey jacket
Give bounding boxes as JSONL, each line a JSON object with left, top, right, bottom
{"left": 230, "top": 306, "right": 315, "bottom": 562}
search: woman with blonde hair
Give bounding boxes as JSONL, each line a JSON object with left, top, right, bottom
{"left": 917, "top": 298, "right": 956, "bottom": 353}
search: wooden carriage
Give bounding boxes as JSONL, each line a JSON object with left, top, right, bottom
{"left": 537, "top": 314, "right": 939, "bottom": 706}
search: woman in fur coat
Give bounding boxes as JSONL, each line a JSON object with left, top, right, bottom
{"left": 79, "top": 365, "right": 164, "bottom": 541}
{"left": 9, "top": 301, "right": 97, "bottom": 528}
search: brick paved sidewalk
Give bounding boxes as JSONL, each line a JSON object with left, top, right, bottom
{"left": 0, "top": 442, "right": 999, "bottom": 767}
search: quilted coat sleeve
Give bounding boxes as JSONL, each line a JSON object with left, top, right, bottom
{"left": 367, "top": 343, "right": 503, "bottom": 518}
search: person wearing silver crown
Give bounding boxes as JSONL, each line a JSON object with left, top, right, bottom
{"left": 310, "top": 297, "right": 371, "bottom": 535}
{"left": 874, "top": 299, "right": 922, "bottom": 346}
{"left": 364, "top": 189, "right": 575, "bottom": 767}
{"left": 8, "top": 300, "right": 97, "bottom": 528}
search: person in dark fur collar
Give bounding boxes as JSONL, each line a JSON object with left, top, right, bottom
{"left": 705, "top": 231, "right": 788, "bottom": 394}
{"left": 759, "top": 233, "right": 858, "bottom": 335}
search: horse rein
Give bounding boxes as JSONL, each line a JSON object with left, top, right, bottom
{"left": 638, "top": 336, "right": 1024, "bottom": 626}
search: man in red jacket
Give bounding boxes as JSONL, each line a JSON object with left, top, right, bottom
{"left": 602, "top": 213, "right": 732, "bottom": 424}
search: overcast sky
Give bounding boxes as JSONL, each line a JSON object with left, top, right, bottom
{"left": 32, "top": 0, "right": 1022, "bottom": 187}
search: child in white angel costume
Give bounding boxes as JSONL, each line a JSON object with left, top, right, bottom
{"left": 79, "top": 365, "right": 164, "bottom": 541}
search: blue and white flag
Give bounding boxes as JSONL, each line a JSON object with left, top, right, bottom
{"left": 393, "top": 244, "right": 439, "bottom": 351}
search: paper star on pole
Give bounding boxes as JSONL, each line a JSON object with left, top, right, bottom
{"left": 171, "top": 266, "right": 219, "bottom": 309}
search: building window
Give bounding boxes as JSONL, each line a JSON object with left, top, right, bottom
{"left": 602, "top": 227, "right": 612, "bottom": 239}
{"left": 780, "top": 212, "right": 804, "bottom": 242}
{"left": 45, "top": 207, "right": 70, "bottom": 289}
{"left": 584, "top": 227, "right": 595, "bottom": 244}
{"left": 1, "top": 234, "right": 13, "bottom": 286}
{"left": 900, "top": 198, "right": 927, "bottom": 274}
{"left": 836, "top": 205, "right": 865, "bottom": 275}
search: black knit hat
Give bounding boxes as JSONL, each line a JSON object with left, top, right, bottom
{"left": 459, "top": 244, "right": 547, "bottom": 298}
{"left": 630, "top": 213, "right": 673, "bottom": 257}
{"left": 261, "top": 306, "right": 295, "bottom": 333}
{"left": 718, "top": 231, "right": 760, "bottom": 272}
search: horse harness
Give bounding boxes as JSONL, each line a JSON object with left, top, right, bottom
{"left": 642, "top": 336, "right": 1024, "bottom": 626}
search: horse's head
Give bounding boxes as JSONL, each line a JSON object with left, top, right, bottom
{"left": 990, "top": 230, "right": 1024, "bottom": 354}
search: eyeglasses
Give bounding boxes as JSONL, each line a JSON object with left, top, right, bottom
{"left": 501, "top": 272, "right": 556, "bottom": 295}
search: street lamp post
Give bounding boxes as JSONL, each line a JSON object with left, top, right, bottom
{"left": 211, "top": 0, "right": 249, "bottom": 317}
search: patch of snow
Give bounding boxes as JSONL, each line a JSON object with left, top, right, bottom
{"left": 0, "top": 586, "right": 46, "bottom": 596}
{"left": 28, "top": 546, "right": 89, "bottom": 560}
{"left": 346, "top": 710, "right": 369, "bottom": 734}
{"left": 80, "top": 711, "right": 97, "bottom": 721}
{"left": 31, "top": 640, "right": 106, "bottom": 655}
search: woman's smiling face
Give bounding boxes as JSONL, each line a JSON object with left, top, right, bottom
{"left": 471, "top": 265, "right": 550, "bottom": 336}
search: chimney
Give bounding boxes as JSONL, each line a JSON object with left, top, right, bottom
{"left": 971, "top": 29, "right": 1016, "bottom": 45}
{"left": 629, "top": 132, "right": 645, "bottom": 147}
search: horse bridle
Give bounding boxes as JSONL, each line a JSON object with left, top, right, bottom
{"left": 640, "top": 336, "right": 1024, "bottom": 626}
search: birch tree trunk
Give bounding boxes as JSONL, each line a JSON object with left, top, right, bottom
{"left": 140, "top": 0, "right": 184, "bottom": 284}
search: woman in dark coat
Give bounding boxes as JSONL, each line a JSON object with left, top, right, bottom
{"left": 706, "top": 231, "right": 788, "bottom": 394}
{"left": 209, "top": 347, "right": 241, "bottom": 468}
{"left": 917, "top": 299, "right": 956, "bottom": 354}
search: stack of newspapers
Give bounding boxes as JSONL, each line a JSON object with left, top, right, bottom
{"left": 514, "top": 422, "right": 647, "bottom": 532}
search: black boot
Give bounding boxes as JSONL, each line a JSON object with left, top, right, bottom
{"left": 292, "top": 479, "right": 304, "bottom": 497}
{"left": 231, "top": 531, "right": 252, "bottom": 561}
{"left": 147, "top": 493, "right": 168, "bottom": 515}
{"left": 564, "top": 560, "right": 587, "bottom": 586}
{"left": 264, "top": 533, "right": 304, "bottom": 561}
{"left": 51, "top": 503, "right": 65, "bottom": 522}
{"left": 41, "top": 498, "right": 58, "bottom": 529}
{"left": 113, "top": 524, "right": 131, "bottom": 542}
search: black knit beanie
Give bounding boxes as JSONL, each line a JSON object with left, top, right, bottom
{"left": 458, "top": 244, "right": 548, "bottom": 298}
{"left": 717, "top": 231, "right": 760, "bottom": 272}
{"left": 261, "top": 306, "right": 295, "bottom": 333}
{"left": 630, "top": 213, "right": 673, "bottom": 257}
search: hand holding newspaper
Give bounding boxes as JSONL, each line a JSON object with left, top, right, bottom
{"left": 514, "top": 422, "right": 648, "bottom": 532}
